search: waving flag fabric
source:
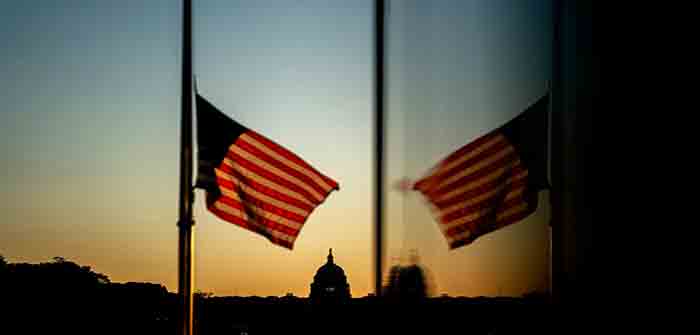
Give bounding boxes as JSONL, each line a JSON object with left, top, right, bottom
{"left": 195, "top": 94, "right": 339, "bottom": 249}
{"left": 414, "top": 95, "right": 549, "bottom": 249}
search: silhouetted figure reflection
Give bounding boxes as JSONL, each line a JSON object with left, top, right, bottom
{"left": 383, "top": 250, "right": 430, "bottom": 302}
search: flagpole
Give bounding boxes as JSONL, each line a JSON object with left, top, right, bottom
{"left": 546, "top": 79, "right": 553, "bottom": 301}
{"left": 550, "top": 0, "right": 562, "bottom": 306}
{"left": 373, "top": 0, "right": 386, "bottom": 297}
{"left": 177, "top": 0, "right": 194, "bottom": 334}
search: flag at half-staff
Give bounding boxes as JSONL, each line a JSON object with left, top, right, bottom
{"left": 195, "top": 93, "right": 340, "bottom": 249}
{"left": 413, "top": 95, "right": 549, "bottom": 249}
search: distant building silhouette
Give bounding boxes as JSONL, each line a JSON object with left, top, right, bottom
{"left": 309, "top": 248, "right": 351, "bottom": 304}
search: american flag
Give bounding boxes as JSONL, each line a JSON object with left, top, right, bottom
{"left": 413, "top": 95, "right": 549, "bottom": 249}
{"left": 195, "top": 94, "right": 339, "bottom": 249}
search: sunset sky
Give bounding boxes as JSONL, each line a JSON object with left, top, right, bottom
{"left": 0, "top": 0, "right": 552, "bottom": 297}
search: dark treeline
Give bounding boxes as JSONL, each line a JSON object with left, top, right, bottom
{"left": 1, "top": 255, "right": 176, "bottom": 334}
{"left": 0, "top": 256, "right": 552, "bottom": 334}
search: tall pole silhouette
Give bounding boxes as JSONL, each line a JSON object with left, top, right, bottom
{"left": 177, "top": 0, "right": 194, "bottom": 334}
{"left": 374, "top": 0, "right": 386, "bottom": 297}
{"left": 551, "top": 0, "right": 562, "bottom": 306}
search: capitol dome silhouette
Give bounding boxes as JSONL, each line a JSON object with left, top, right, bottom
{"left": 309, "top": 248, "right": 351, "bottom": 304}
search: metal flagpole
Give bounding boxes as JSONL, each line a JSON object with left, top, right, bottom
{"left": 177, "top": 0, "right": 194, "bottom": 334}
{"left": 546, "top": 80, "right": 553, "bottom": 301}
{"left": 550, "top": 0, "right": 562, "bottom": 306}
{"left": 373, "top": 0, "right": 386, "bottom": 297}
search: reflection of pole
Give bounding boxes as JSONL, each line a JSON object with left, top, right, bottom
{"left": 373, "top": 0, "right": 386, "bottom": 297}
{"left": 547, "top": 79, "right": 553, "bottom": 300}
{"left": 551, "top": 0, "right": 563, "bottom": 306}
{"left": 177, "top": 0, "right": 194, "bottom": 334}
{"left": 548, "top": 222, "right": 552, "bottom": 296}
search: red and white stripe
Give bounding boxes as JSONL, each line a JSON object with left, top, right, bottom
{"left": 414, "top": 132, "right": 533, "bottom": 249}
{"left": 207, "top": 131, "right": 339, "bottom": 249}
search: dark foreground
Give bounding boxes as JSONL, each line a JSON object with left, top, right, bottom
{"left": 4, "top": 290, "right": 553, "bottom": 335}
{"left": 2, "top": 257, "right": 554, "bottom": 334}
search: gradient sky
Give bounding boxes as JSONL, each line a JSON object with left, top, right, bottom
{"left": 1, "top": 0, "right": 551, "bottom": 298}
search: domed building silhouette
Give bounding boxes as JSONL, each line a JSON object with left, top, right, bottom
{"left": 309, "top": 248, "right": 351, "bottom": 304}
